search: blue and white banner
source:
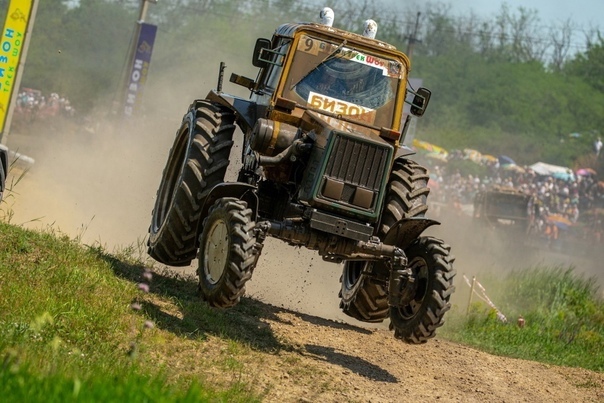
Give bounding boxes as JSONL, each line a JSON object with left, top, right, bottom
{"left": 124, "top": 22, "right": 157, "bottom": 117}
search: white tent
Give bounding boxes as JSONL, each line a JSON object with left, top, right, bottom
{"left": 529, "top": 162, "right": 575, "bottom": 181}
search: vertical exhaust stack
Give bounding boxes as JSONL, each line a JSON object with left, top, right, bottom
{"left": 363, "top": 19, "right": 378, "bottom": 39}
{"left": 319, "top": 7, "right": 334, "bottom": 27}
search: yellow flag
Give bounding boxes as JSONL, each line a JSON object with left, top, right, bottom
{"left": 0, "top": 0, "right": 34, "bottom": 132}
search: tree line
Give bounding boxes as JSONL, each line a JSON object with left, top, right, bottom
{"left": 0, "top": 0, "right": 602, "bottom": 170}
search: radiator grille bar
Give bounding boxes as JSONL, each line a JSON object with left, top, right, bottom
{"left": 324, "top": 134, "right": 389, "bottom": 192}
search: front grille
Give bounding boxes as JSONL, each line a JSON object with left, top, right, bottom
{"left": 320, "top": 132, "right": 391, "bottom": 211}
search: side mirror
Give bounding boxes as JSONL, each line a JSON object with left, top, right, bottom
{"left": 252, "top": 38, "right": 272, "bottom": 68}
{"left": 410, "top": 87, "right": 431, "bottom": 117}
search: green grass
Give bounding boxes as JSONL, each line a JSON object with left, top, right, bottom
{"left": 442, "top": 266, "right": 604, "bottom": 372}
{"left": 0, "top": 221, "right": 261, "bottom": 402}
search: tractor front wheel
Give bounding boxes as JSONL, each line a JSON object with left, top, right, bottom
{"left": 197, "top": 197, "right": 260, "bottom": 308}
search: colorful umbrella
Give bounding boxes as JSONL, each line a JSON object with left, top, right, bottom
{"left": 463, "top": 148, "right": 483, "bottom": 163}
{"left": 576, "top": 168, "right": 596, "bottom": 176}
{"left": 552, "top": 171, "right": 574, "bottom": 181}
{"left": 482, "top": 154, "right": 498, "bottom": 163}
{"left": 425, "top": 151, "right": 449, "bottom": 162}
{"left": 498, "top": 155, "right": 516, "bottom": 166}
{"left": 412, "top": 139, "right": 447, "bottom": 155}
{"left": 547, "top": 214, "right": 573, "bottom": 230}
{"left": 503, "top": 164, "right": 525, "bottom": 173}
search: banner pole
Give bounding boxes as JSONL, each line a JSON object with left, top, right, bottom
{"left": 466, "top": 276, "right": 476, "bottom": 315}
{"left": 115, "top": 0, "right": 156, "bottom": 117}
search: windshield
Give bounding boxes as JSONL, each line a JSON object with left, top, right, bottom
{"left": 282, "top": 34, "right": 403, "bottom": 128}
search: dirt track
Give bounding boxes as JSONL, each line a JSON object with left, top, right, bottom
{"left": 239, "top": 303, "right": 604, "bottom": 402}
{"left": 5, "top": 120, "right": 604, "bottom": 402}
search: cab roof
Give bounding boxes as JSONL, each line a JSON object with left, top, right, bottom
{"left": 274, "top": 22, "right": 399, "bottom": 52}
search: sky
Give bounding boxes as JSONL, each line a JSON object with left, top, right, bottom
{"left": 310, "top": 1, "right": 603, "bottom": 45}
{"left": 448, "top": 0, "right": 603, "bottom": 28}
{"left": 349, "top": 0, "right": 604, "bottom": 56}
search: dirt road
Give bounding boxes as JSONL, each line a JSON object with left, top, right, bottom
{"left": 234, "top": 301, "right": 604, "bottom": 402}
{"left": 5, "top": 120, "right": 604, "bottom": 402}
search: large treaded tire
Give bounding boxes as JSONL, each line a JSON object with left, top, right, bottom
{"left": 197, "top": 197, "right": 259, "bottom": 308}
{"left": 339, "top": 159, "right": 430, "bottom": 322}
{"left": 390, "top": 236, "right": 456, "bottom": 344}
{"left": 148, "top": 101, "right": 235, "bottom": 266}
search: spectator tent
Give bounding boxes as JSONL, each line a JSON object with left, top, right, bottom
{"left": 529, "top": 162, "right": 575, "bottom": 181}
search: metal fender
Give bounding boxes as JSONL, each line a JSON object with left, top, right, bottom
{"left": 205, "top": 90, "right": 268, "bottom": 132}
{"left": 195, "top": 182, "right": 259, "bottom": 237}
{"left": 394, "top": 145, "right": 416, "bottom": 159}
{"left": 383, "top": 217, "right": 440, "bottom": 251}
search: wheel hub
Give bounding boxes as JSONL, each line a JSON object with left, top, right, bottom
{"left": 203, "top": 219, "right": 229, "bottom": 284}
{"left": 396, "top": 257, "right": 429, "bottom": 319}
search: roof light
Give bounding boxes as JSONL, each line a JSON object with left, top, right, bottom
{"left": 319, "top": 7, "right": 334, "bottom": 27}
{"left": 363, "top": 19, "right": 377, "bottom": 39}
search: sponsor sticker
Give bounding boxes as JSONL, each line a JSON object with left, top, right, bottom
{"left": 308, "top": 91, "right": 376, "bottom": 124}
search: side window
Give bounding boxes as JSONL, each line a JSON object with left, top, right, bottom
{"left": 260, "top": 39, "right": 290, "bottom": 94}
{"left": 264, "top": 64, "right": 281, "bottom": 93}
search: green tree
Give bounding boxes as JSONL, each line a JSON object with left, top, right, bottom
{"left": 564, "top": 34, "right": 604, "bottom": 93}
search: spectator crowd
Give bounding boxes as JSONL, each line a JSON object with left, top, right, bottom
{"left": 15, "top": 88, "right": 75, "bottom": 122}
{"left": 419, "top": 149, "right": 604, "bottom": 245}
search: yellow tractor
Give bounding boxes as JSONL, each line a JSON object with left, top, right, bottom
{"left": 148, "top": 10, "right": 455, "bottom": 343}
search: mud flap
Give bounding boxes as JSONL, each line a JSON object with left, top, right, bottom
{"left": 195, "top": 183, "right": 259, "bottom": 242}
{"left": 383, "top": 217, "right": 440, "bottom": 250}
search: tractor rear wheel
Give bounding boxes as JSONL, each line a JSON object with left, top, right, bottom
{"left": 339, "top": 159, "right": 430, "bottom": 322}
{"left": 197, "top": 197, "right": 260, "bottom": 308}
{"left": 148, "top": 101, "right": 235, "bottom": 266}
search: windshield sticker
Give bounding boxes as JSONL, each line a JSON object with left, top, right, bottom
{"left": 308, "top": 91, "right": 376, "bottom": 124}
{"left": 342, "top": 48, "right": 402, "bottom": 78}
{"left": 334, "top": 47, "right": 401, "bottom": 78}
{"left": 297, "top": 35, "right": 331, "bottom": 56}
{"left": 346, "top": 50, "right": 388, "bottom": 75}
{"left": 297, "top": 36, "right": 402, "bottom": 78}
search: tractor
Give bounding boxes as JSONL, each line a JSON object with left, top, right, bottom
{"left": 147, "top": 10, "right": 455, "bottom": 343}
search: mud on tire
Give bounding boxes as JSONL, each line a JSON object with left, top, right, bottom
{"left": 197, "top": 197, "right": 259, "bottom": 308}
{"left": 390, "top": 236, "right": 456, "bottom": 344}
{"left": 339, "top": 159, "right": 430, "bottom": 322}
{"left": 148, "top": 101, "right": 235, "bottom": 266}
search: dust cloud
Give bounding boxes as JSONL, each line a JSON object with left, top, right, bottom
{"left": 4, "top": 56, "right": 601, "bottom": 330}
{"left": 5, "top": 116, "right": 174, "bottom": 251}
{"left": 4, "top": 43, "right": 254, "bottom": 251}
{"left": 6, "top": 110, "right": 602, "bottom": 328}
{"left": 6, "top": 112, "right": 602, "bottom": 327}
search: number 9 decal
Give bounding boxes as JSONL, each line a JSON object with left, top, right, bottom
{"left": 298, "top": 35, "right": 319, "bottom": 55}
{"left": 304, "top": 37, "right": 313, "bottom": 52}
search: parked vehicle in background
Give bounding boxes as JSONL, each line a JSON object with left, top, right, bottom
{"left": 473, "top": 185, "right": 536, "bottom": 236}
